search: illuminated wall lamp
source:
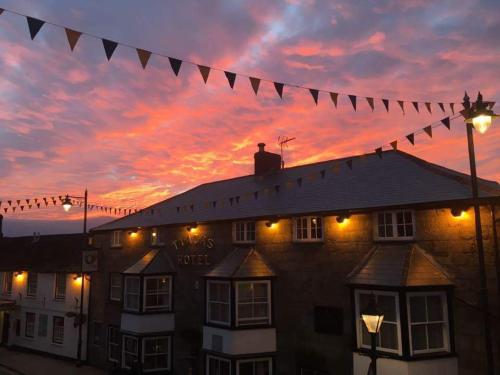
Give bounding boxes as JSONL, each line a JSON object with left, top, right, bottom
{"left": 451, "top": 207, "right": 467, "bottom": 218}
{"left": 128, "top": 228, "right": 139, "bottom": 237}
{"left": 187, "top": 223, "right": 198, "bottom": 233}
{"left": 14, "top": 271, "right": 24, "bottom": 278}
{"left": 265, "top": 219, "right": 278, "bottom": 228}
{"left": 336, "top": 213, "right": 351, "bottom": 224}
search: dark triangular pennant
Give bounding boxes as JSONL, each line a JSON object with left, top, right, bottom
{"left": 441, "top": 117, "right": 451, "bottom": 129}
{"left": 249, "top": 77, "right": 261, "bottom": 95}
{"left": 136, "top": 49, "right": 151, "bottom": 69}
{"left": 20, "top": 206, "right": 24, "bottom": 211}
{"left": 65, "top": 28, "right": 82, "bottom": 51}
{"left": 348, "top": 95, "right": 357, "bottom": 111}
{"left": 438, "top": 102, "right": 445, "bottom": 113}
{"left": 346, "top": 159, "right": 353, "bottom": 170}
{"left": 412, "top": 102, "right": 419, "bottom": 113}
{"left": 366, "top": 97, "right": 374, "bottom": 111}
{"left": 16, "top": 200, "right": 20, "bottom": 206}
{"left": 296, "top": 177, "right": 303, "bottom": 187}
{"left": 3, "top": 208, "right": 7, "bottom": 213}
{"left": 274, "top": 82, "right": 284, "bottom": 99}
{"left": 330, "top": 92, "right": 339, "bottom": 108}
{"left": 320, "top": 170, "right": 326, "bottom": 179}
{"left": 406, "top": 133, "right": 415, "bottom": 145}
{"left": 198, "top": 65, "right": 210, "bottom": 84}
{"left": 274, "top": 185, "right": 280, "bottom": 194}
{"left": 423, "top": 125, "right": 433, "bottom": 138}
{"left": 26, "top": 199, "right": 30, "bottom": 204}
{"left": 102, "top": 39, "right": 118, "bottom": 61}
{"left": 375, "top": 147, "right": 383, "bottom": 158}
{"left": 12, "top": 207, "right": 16, "bottom": 212}
{"left": 425, "top": 102, "right": 432, "bottom": 114}
{"left": 26, "top": 17, "right": 45, "bottom": 40}
{"left": 37, "top": 203, "right": 40, "bottom": 208}
{"left": 397, "top": 100, "right": 405, "bottom": 114}
{"left": 309, "top": 89, "right": 319, "bottom": 105}
{"left": 390, "top": 140, "right": 398, "bottom": 150}
{"left": 0, "top": 9, "right": 3, "bottom": 15}
{"left": 224, "top": 71, "right": 236, "bottom": 89}
{"left": 450, "top": 103, "right": 455, "bottom": 114}
{"left": 8, "top": 200, "right": 12, "bottom": 206}
{"left": 168, "top": 57, "right": 182, "bottom": 76}
{"left": 382, "top": 99, "right": 389, "bottom": 112}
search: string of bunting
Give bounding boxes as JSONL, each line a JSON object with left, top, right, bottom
{"left": 0, "top": 7, "right": 461, "bottom": 113}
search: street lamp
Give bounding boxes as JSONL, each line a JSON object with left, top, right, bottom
{"left": 361, "top": 293, "right": 384, "bottom": 375}
{"left": 62, "top": 189, "right": 88, "bottom": 367}
{"left": 461, "top": 92, "right": 497, "bottom": 375}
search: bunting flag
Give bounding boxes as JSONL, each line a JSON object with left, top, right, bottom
{"left": 0, "top": 9, "right": 3, "bottom": 15}
{"left": 310, "top": 89, "right": 319, "bottom": 105}
{"left": 102, "top": 39, "right": 118, "bottom": 61}
{"left": 136, "top": 49, "right": 152, "bottom": 69}
{"left": 348, "top": 95, "right": 357, "bottom": 111}
{"left": 249, "top": 77, "right": 260, "bottom": 95}
{"left": 224, "top": 71, "right": 236, "bottom": 89}
{"left": 390, "top": 140, "right": 398, "bottom": 150}
{"left": 169, "top": 58, "right": 182, "bottom": 76}
{"left": 441, "top": 117, "right": 451, "bottom": 129}
{"left": 65, "top": 28, "right": 82, "bottom": 51}
{"left": 423, "top": 125, "right": 433, "bottom": 138}
{"left": 397, "top": 100, "right": 405, "bottom": 114}
{"left": 412, "top": 102, "right": 419, "bottom": 113}
{"left": 346, "top": 159, "right": 353, "bottom": 170}
{"left": 425, "top": 102, "right": 432, "bottom": 114}
{"left": 382, "top": 99, "right": 389, "bottom": 112}
{"left": 438, "top": 103, "right": 445, "bottom": 113}
{"left": 375, "top": 147, "right": 383, "bottom": 158}
{"left": 450, "top": 103, "right": 455, "bottom": 114}
{"left": 198, "top": 65, "right": 210, "bottom": 84}
{"left": 274, "top": 82, "right": 284, "bottom": 99}
{"left": 406, "top": 133, "right": 415, "bottom": 145}
{"left": 366, "top": 97, "right": 374, "bottom": 111}
{"left": 330, "top": 92, "right": 339, "bottom": 108}
{"left": 26, "top": 17, "right": 45, "bottom": 40}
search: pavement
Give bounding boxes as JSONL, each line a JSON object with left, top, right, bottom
{"left": 0, "top": 347, "right": 106, "bottom": 375}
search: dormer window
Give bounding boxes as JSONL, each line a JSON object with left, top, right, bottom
{"left": 293, "top": 216, "right": 323, "bottom": 242}
{"left": 233, "top": 221, "right": 256, "bottom": 243}
{"left": 375, "top": 210, "right": 415, "bottom": 240}
{"left": 111, "top": 230, "right": 122, "bottom": 247}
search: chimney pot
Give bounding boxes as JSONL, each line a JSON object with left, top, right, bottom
{"left": 254, "top": 143, "right": 281, "bottom": 175}
{"left": 258, "top": 143, "right": 266, "bottom": 152}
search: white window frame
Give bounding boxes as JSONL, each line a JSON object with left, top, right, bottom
{"left": 143, "top": 275, "right": 172, "bottom": 312}
{"left": 109, "top": 273, "right": 122, "bottom": 302}
{"left": 25, "top": 312, "right": 36, "bottom": 338}
{"left": 108, "top": 326, "right": 120, "bottom": 363}
{"left": 122, "top": 335, "right": 139, "bottom": 370}
{"left": 52, "top": 316, "right": 65, "bottom": 345}
{"left": 142, "top": 336, "right": 171, "bottom": 372}
{"left": 207, "top": 280, "right": 231, "bottom": 326}
{"left": 26, "top": 272, "right": 37, "bottom": 298}
{"left": 54, "top": 273, "right": 66, "bottom": 300}
{"left": 111, "top": 230, "right": 122, "bottom": 247}
{"left": 293, "top": 216, "right": 323, "bottom": 242}
{"left": 407, "top": 291, "right": 450, "bottom": 355}
{"left": 354, "top": 289, "right": 402, "bottom": 355}
{"left": 235, "top": 280, "right": 272, "bottom": 327}
{"left": 373, "top": 210, "right": 416, "bottom": 241}
{"left": 232, "top": 221, "right": 256, "bottom": 244}
{"left": 124, "top": 276, "right": 141, "bottom": 312}
{"left": 2, "top": 272, "right": 12, "bottom": 295}
{"left": 207, "top": 355, "right": 232, "bottom": 375}
{"left": 236, "top": 357, "right": 273, "bottom": 375}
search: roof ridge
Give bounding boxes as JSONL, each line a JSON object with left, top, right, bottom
{"left": 346, "top": 246, "right": 378, "bottom": 280}
{"left": 402, "top": 244, "right": 415, "bottom": 285}
{"left": 232, "top": 247, "right": 254, "bottom": 277}
{"left": 413, "top": 244, "right": 454, "bottom": 282}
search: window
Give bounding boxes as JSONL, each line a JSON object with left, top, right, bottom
{"left": 355, "top": 290, "right": 401, "bottom": 354}
{"left": 52, "top": 316, "right": 64, "bottom": 344}
{"left": 111, "top": 230, "right": 122, "bottom": 247}
{"left": 150, "top": 227, "right": 165, "bottom": 246}
{"left": 143, "top": 336, "right": 171, "bottom": 371}
{"left": 236, "top": 281, "right": 271, "bottom": 326}
{"left": 93, "top": 321, "right": 103, "bottom": 346}
{"left": 25, "top": 312, "right": 36, "bottom": 338}
{"left": 207, "top": 281, "right": 231, "bottom": 325}
{"left": 375, "top": 210, "right": 415, "bottom": 240}
{"left": 207, "top": 355, "right": 231, "bottom": 375}
{"left": 54, "top": 273, "right": 66, "bottom": 300}
{"left": 38, "top": 314, "right": 48, "bottom": 337}
{"left": 144, "top": 276, "right": 171, "bottom": 311}
{"left": 2, "top": 272, "right": 12, "bottom": 294}
{"left": 27, "top": 272, "right": 38, "bottom": 297}
{"left": 124, "top": 277, "right": 140, "bottom": 311}
{"left": 233, "top": 221, "right": 256, "bottom": 243}
{"left": 408, "top": 292, "right": 449, "bottom": 354}
{"left": 122, "top": 335, "right": 139, "bottom": 369}
{"left": 108, "top": 326, "right": 120, "bottom": 363}
{"left": 293, "top": 216, "right": 323, "bottom": 242}
{"left": 109, "top": 273, "right": 122, "bottom": 302}
{"left": 237, "top": 358, "right": 272, "bottom": 375}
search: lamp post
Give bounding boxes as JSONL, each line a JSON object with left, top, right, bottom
{"left": 361, "top": 293, "right": 384, "bottom": 375}
{"left": 461, "top": 92, "right": 497, "bottom": 375}
{"left": 62, "top": 190, "right": 88, "bottom": 367}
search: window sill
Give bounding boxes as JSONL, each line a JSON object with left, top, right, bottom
{"left": 292, "top": 239, "right": 324, "bottom": 243}
{"left": 373, "top": 237, "right": 415, "bottom": 242}
{"left": 233, "top": 241, "right": 256, "bottom": 245}
{"left": 110, "top": 245, "right": 122, "bottom": 249}
{"left": 354, "top": 348, "right": 455, "bottom": 362}
{"left": 51, "top": 342, "right": 64, "bottom": 347}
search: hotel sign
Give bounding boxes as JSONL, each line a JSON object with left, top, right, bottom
{"left": 172, "top": 234, "right": 214, "bottom": 266}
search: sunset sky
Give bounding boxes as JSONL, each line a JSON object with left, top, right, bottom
{"left": 0, "top": 0, "right": 499, "bottom": 236}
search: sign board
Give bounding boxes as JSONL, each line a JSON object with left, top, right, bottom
{"left": 82, "top": 250, "right": 98, "bottom": 272}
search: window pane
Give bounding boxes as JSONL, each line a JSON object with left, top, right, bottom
{"left": 427, "top": 295, "right": 444, "bottom": 321}
{"left": 239, "top": 362, "right": 254, "bottom": 375}
{"left": 405, "top": 224, "right": 413, "bottom": 236}
{"left": 377, "top": 295, "right": 396, "bottom": 322}
{"left": 397, "top": 224, "right": 405, "bottom": 237}
{"left": 379, "top": 322, "right": 398, "bottom": 350}
{"left": 409, "top": 296, "right": 426, "bottom": 323}
{"left": 255, "top": 360, "right": 271, "bottom": 375}
{"left": 427, "top": 323, "right": 444, "bottom": 349}
{"left": 378, "top": 213, "right": 385, "bottom": 225}
{"left": 411, "top": 325, "right": 427, "bottom": 351}
{"left": 238, "top": 283, "right": 252, "bottom": 302}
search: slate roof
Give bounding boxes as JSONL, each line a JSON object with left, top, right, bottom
{"left": 347, "top": 244, "right": 453, "bottom": 287}
{"left": 206, "top": 247, "right": 275, "bottom": 279}
{"left": 123, "top": 249, "right": 176, "bottom": 274}
{"left": 93, "top": 150, "right": 500, "bottom": 231}
{"left": 0, "top": 233, "right": 87, "bottom": 273}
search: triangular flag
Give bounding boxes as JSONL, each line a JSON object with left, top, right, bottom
{"left": 3, "top": 208, "right": 6, "bottom": 213}
{"left": 224, "top": 71, "right": 236, "bottom": 89}
{"left": 249, "top": 77, "right": 261, "bottom": 95}
{"left": 423, "top": 125, "right": 433, "bottom": 138}
{"left": 425, "top": 102, "right": 432, "bottom": 114}
{"left": 309, "top": 89, "right": 319, "bottom": 105}
{"left": 366, "top": 97, "right": 374, "bottom": 111}
{"left": 296, "top": 177, "right": 303, "bottom": 187}
{"left": 390, "top": 140, "right": 398, "bottom": 150}
{"left": 330, "top": 92, "right": 339, "bottom": 108}
{"left": 26, "top": 17, "right": 45, "bottom": 40}
{"left": 346, "top": 159, "right": 353, "bottom": 170}
{"left": 12, "top": 207, "right": 16, "bottom": 212}
{"left": 20, "top": 206, "right": 24, "bottom": 211}
{"left": 8, "top": 200, "right": 12, "bottom": 206}
{"left": 168, "top": 58, "right": 182, "bottom": 76}
{"left": 37, "top": 203, "right": 40, "bottom": 208}
{"left": 382, "top": 99, "right": 389, "bottom": 112}
{"left": 441, "top": 117, "right": 451, "bottom": 129}
{"left": 438, "top": 103, "right": 445, "bottom": 113}
{"left": 397, "top": 100, "right": 405, "bottom": 114}
{"left": 274, "top": 82, "right": 284, "bottom": 99}
{"left": 412, "top": 102, "right": 419, "bottom": 113}
{"left": 65, "top": 28, "right": 82, "bottom": 51}
{"left": 348, "top": 95, "right": 357, "bottom": 111}
{"left": 375, "top": 147, "right": 383, "bottom": 158}
{"left": 406, "top": 133, "right": 415, "bottom": 145}
{"left": 16, "top": 200, "right": 20, "bottom": 206}
{"left": 136, "top": 49, "right": 151, "bottom": 69}
{"left": 198, "top": 65, "right": 211, "bottom": 84}
{"left": 450, "top": 103, "right": 455, "bottom": 114}
{"left": 102, "top": 39, "right": 118, "bottom": 61}
{"left": 0, "top": 9, "right": 3, "bottom": 15}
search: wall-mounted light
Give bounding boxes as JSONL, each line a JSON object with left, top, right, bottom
{"left": 336, "top": 212, "right": 351, "bottom": 224}
{"left": 187, "top": 223, "right": 198, "bottom": 233}
{"left": 128, "top": 228, "right": 139, "bottom": 237}
{"left": 73, "top": 274, "right": 82, "bottom": 284}
{"left": 265, "top": 219, "right": 279, "bottom": 228}
{"left": 14, "top": 271, "right": 24, "bottom": 279}
{"left": 451, "top": 207, "right": 468, "bottom": 219}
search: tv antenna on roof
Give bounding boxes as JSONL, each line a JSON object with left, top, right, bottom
{"left": 278, "top": 136, "right": 296, "bottom": 169}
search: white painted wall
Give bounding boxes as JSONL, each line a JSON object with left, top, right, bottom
{"left": 353, "top": 352, "right": 458, "bottom": 375}
{"left": 121, "top": 312, "right": 175, "bottom": 334}
{"left": 0, "top": 272, "right": 89, "bottom": 360}
{"left": 202, "top": 326, "right": 276, "bottom": 355}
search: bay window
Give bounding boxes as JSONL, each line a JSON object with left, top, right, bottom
{"left": 236, "top": 281, "right": 271, "bottom": 326}
{"left": 124, "top": 277, "right": 140, "bottom": 311}
{"left": 375, "top": 210, "right": 415, "bottom": 240}
{"left": 144, "top": 276, "right": 171, "bottom": 311}
{"left": 293, "top": 216, "right": 323, "bottom": 242}
{"left": 143, "top": 336, "right": 171, "bottom": 371}
{"left": 237, "top": 358, "right": 272, "bottom": 375}
{"left": 207, "top": 281, "right": 231, "bottom": 325}
{"left": 207, "top": 355, "right": 231, "bottom": 375}
{"left": 233, "top": 221, "right": 256, "bottom": 243}
{"left": 108, "top": 326, "right": 120, "bottom": 362}
{"left": 122, "top": 335, "right": 139, "bottom": 369}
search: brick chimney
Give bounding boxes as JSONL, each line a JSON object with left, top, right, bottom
{"left": 254, "top": 143, "right": 282, "bottom": 175}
